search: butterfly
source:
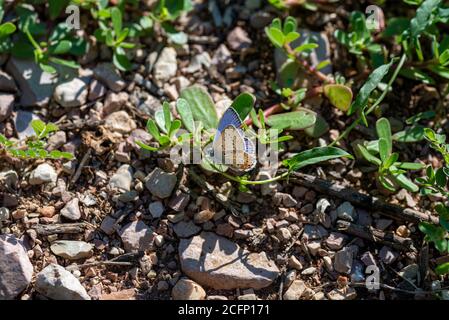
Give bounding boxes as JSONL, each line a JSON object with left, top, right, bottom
{"left": 207, "top": 107, "right": 257, "bottom": 172}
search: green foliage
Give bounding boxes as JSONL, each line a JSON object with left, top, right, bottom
{"left": 0, "top": 120, "right": 74, "bottom": 160}
{"left": 356, "top": 118, "right": 424, "bottom": 192}
{"left": 323, "top": 84, "right": 353, "bottom": 112}
{"left": 0, "top": 0, "right": 17, "bottom": 53}
{"left": 94, "top": 7, "right": 135, "bottom": 71}
{"left": 334, "top": 11, "right": 384, "bottom": 67}
{"left": 283, "top": 147, "right": 353, "bottom": 172}
{"left": 180, "top": 86, "right": 218, "bottom": 130}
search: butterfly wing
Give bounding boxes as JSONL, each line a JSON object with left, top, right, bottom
{"left": 213, "top": 107, "right": 243, "bottom": 144}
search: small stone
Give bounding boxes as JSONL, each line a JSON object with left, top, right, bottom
{"left": 50, "top": 240, "right": 93, "bottom": 260}
{"left": 109, "top": 164, "right": 133, "bottom": 192}
{"left": 0, "top": 234, "right": 34, "bottom": 299}
{"left": 29, "top": 163, "right": 57, "bottom": 185}
{"left": 234, "top": 229, "right": 253, "bottom": 240}
{"left": 399, "top": 264, "right": 419, "bottom": 281}
{"left": 356, "top": 209, "right": 372, "bottom": 226}
{"left": 103, "top": 91, "right": 129, "bottom": 115}
{"left": 0, "top": 94, "right": 14, "bottom": 122}
{"left": 334, "top": 246, "right": 354, "bottom": 274}
{"left": 168, "top": 190, "right": 190, "bottom": 212}
{"left": 283, "top": 280, "right": 306, "bottom": 300}
{"left": 277, "top": 227, "right": 292, "bottom": 242}
{"left": 375, "top": 218, "right": 393, "bottom": 231}
{"left": 361, "top": 251, "right": 377, "bottom": 267}
{"left": 93, "top": 62, "right": 125, "bottom": 92}
{"left": 292, "top": 186, "right": 308, "bottom": 199}
{"left": 282, "top": 194, "right": 298, "bottom": 207}
{"left": 100, "top": 216, "right": 117, "bottom": 235}
{"left": 179, "top": 232, "right": 279, "bottom": 290}
{"left": 0, "top": 207, "right": 9, "bottom": 221}
{"left": 38, "top": 206, "right": 56, "bottom": 218}
{"left": 36, "top": 264, "right": 91, "bottom": 300}
{"left": 396, "top": 225, "right": 411, "bottom": 238}
{"left": 327, "top": 287, "right": 357, "bottom": 300}
{"left": 306, "top": 240, "right": 321, "bottom": 256}
{"left": 149, "top": 201, "right": 164, "bottom": 219}
{"left": 105, "top": 111, "right": 137, "bottom": 134}
{"left": 288, "top": 256, "right": 303, "bottom": 270}
{"left": 119, "top": 220, "right": 155, "bottom": 252}
{"left": 60, "top": 198, "right": 81, "bottom": 221}
{"left": 172, "top": 279, "right": 206, "bottom": 300}
{"left": 173, "top": 220, "right": 201, "bottom": 238}
{"left": 336, "top": 202, "right": 357, "bottom": 222}
{"left": 301, "top": 267, "right": 316, "bottom": 276}
{"left": 53, "top": 77, "right": 88, "bottom": 107}
{"left": 0, "top": 70, "right": 17, "bottom": 92}
{"left": 145, "top": 168, "right": 177, "bottom": 199}
{"left": 323, "top": 256, "right": 333, "bottom": 272}
{"left": 325, "top": 232, "right": 347, "bottom": 250}
{"left": 227, "top": 26, "right": 252, "bottom": 50}
{"left": 0, "top": 170, "right": 18, "bottom": 189}
{"left": 250, "top": 11, "right": 273, "bottom": 29}
{"left": 99, "top": 289, "right": 136, "bottom": 300}
{"left": 379, "top": 246, "right": 399, "bottom": 265}
{"left": 303, "top": 224, "right": 328, "bottom": 240}
{"left": 88, "top": 79, "right": 106, "bottom": 101}
{"left": 194, "top": 210, "right": 215, "bottom": 224}
{"left": 153, "top": 47, "right": 177, "bottom": 84}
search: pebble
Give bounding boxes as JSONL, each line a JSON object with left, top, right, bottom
{"left": 88, "top": 79, "right": 107, "bottom": 101}
{"left": 50, "top": 240, "right": 93, "bottom": 260}
{"left": 194, "top": 210, "right": 215, "bottom": 224}
{"left": 0, "top": 207, "right": 10, "bottom": 221}
{"left": 306, "top": 240, "right": 321, "bottom": 256}
{"left": 105, "top": 111, "right": 137, "bottom": 134}
{"left": 109, "top": 164, "right": 133, "bottom": 192}
{"left": 60, "top": 198, "right": 81, "bottom": 221}
{"left": 227, "top": 26, "right": 252, "bottom": 50}
{"left": 153, "top": 47, "right": 177, "bottom": 84}
{"left": 35, "top": 263, "right": 91, "bottom": 300}
{"left": 149, "top": 201, "right": 164, "bottom": 219}
{"left": 93, "top": 62, "right": 126, "bottom": 92}
{"left": 283, "top": 280, "right": 306, "bottom": 300}
{"left": 334, "top": 246, "right": 355, "bottom": 274}
{"left": 301, "top": 267, "right": 316, "bottom": 276}
{"left": 100, "top": 216, "right": 117, "bottom": 235}
{"left": 325, "top": 232, "right": 347, "bottom": 250}
{"left": 53, "top": 77, "right": 88, "bottom": 107}
{"left": 6, "top": 57, "right": 60, "bottom": 107}
{"left": 336, "top": 202, "right": 357, "bottom": 222}
{"left": 379, "top": 246, "right": 399, "bottom": 265}
{"left": 145, "top": 168, "right": 177, "bottom": 199}
{"left": 0, "top": 70, "right": 17, "bottom": 92}
{"left": 119, "top": 220, "right": 155, "bottom": 252}
{"left": 14, "top": 110, "right": 40, "bottom": 140}
{"left": 179, "top": 232, "right": 280, "bottom": 290}
{"left": 103, "top": 91, "right": 129, "bottom": 115}
{"left": 250, "top": 11, "right": 272, "bottom": 29}
{"left": 302, "top": 224, "right": 328, "bottom": 240}
{"left": 323, "top": 256, "right": 333, "bottom": 272}
{"left": 399, "top": 264, "right": 419, "bottom": 281}
{"left": 0, "top": 234, "right": 34, "bottom": 299}
{"left": 327, "top": 287, "right": 357, "bottom": 300}
{"left": 172, "top": 279, "right": 206, "bottom": 300}
{"left": 168, "top": 190, "right": 190, "bottom": 212}
{"left": 0, "top": 94, "right": 14, "bottom": 122}
{"left": 288, "top": 256, "right": 303, "bottom": 270}
{"left": 173, "top": 220, "right": 201, "bottom": 238}
{"left": 29, "top": 163, "right": 57, "bottom": 185}
{"left": 361, "top": 251, "right": 377, "bottom": 267}
{"left": 99, "top": 289, "right": 136, "bottom": 300}
{"left": 0, "top": 170, "right": 18, "bottom": 189}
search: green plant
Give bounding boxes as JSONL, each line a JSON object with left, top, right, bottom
{"left": 356, "top": 118, "right": 424, "bottom": 192}
{"left": 0, "top": 0, "right": 17, "bottom": 53}
{"left": 268, "top": 0, "right": 318, "bottom": 11}
{"left": 0, "top": 120, "right": 74, "bottom": 160}
{"left": 334, "top": 11, "right": 385, "bottom": 68}
{"left": 12, "top": 5, "right": 87, "bottom": 73}
{"left": 94, "top": 6, "right": 136, "bottom": 71}
{"left": 138, "top": 88, "right": 352, "bottom": 187}
{"left": 416, "top": 128, "right": 449, "bottom": 276}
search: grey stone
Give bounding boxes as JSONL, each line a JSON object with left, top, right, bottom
{"left": 173, "top": 220, "right": 201, "bottom": 238}
{"left": 0, "top": 170, "right": 18, "bottom": 189}
{"left": 88, "top": 79, "right": 107, "bottom": 101}
{"left": 100, "top": 216, "right": 117, "bottom": 235}
{"left": 0, "top": 234, "right": 33, "bottom": 300}
{"left": 334, "top": 246, "right": 355, "bottom": 274}
{"left": 379, "top": 246, "right": 399, "bottom": 265}
{"left": 0, "top": 70, "right": 17, "bottom": 92}
{"left": 336, "top": 202, "right": 358, "bottom": 222}
{"left": 153, "top": 47, "right": 177, "bottom": 84}
{"left": 250, "top": 11, "right": 272, "bottom": 29}
{"left": 13, "top": 110, "right": 40, "bottom": 140}
{"left": 302, "top": 224, "right": 328, "bottom": 240}
{"left": 325, "top": 232, "right": 347, "bottom": 250}
{"left": 119, "top": 220, "right": 155, "bottom": 252}
{"left": 109, "top": 164, "right": 133, "bottom": 192}
{"left": 168, "top": 190, "right": 190, "bottom": 212}
{"left": 145, "top": 167, "right": 177, "bottom": 199}
{"left": 172, "top": 279, "right": 206, "bottom": 300}
{"left": 149, "top": 201, "right": 164, "bottom": 219}
{"left": 0, "top": 94, "right": 14, "bottom": 122}
{"left": 6, "top": 57, "right": 60, "bottom": 107}
{"left": 35, "top": 264, "right": 90, "bottom": 300}
{"left": 29, "top": 163, "right": 57, "bottom": 185}
{"left": 93, "top": 62, "right": 125, "bottom": 92}
{"left": 60, "top": 198, "right": 81, "bottom": 221}
{"left": 227, "top": 27, "right": 252, "bottom": 51}
{"left": 53, "top": 77, "right": 88, "bottom": 107}
{"left": 361, "top": 251, "right": 377, "bottom": 267}
{"left": 283, "top": 280, "right": 306, "bottom": 300}
{"left": 179, "top": 232, "right": 280, "bottom": 289}
{"left": 105, "top": 111, "right": 137, "bottom": 134}
{"left": 50, "top": 240, "right": 93, "bottom": 260}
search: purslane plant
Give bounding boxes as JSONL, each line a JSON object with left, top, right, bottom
{"left": 0, "top": 0, "right": 16, "bottom": 54}
{"left": 356, "top": 118, "right": 424, "bottom": 192}
{"left": 416, "top": 128, "right": 449, "bottom": 277}
{"left": 0, "top": 120, "right": 74, "bottom": 160}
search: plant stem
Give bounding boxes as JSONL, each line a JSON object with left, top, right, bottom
{"left": 329, "top": 53, "right": 407, "bottom": 147}
{"left": 284, "top": 43, "right": 334, "bottom": 83}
